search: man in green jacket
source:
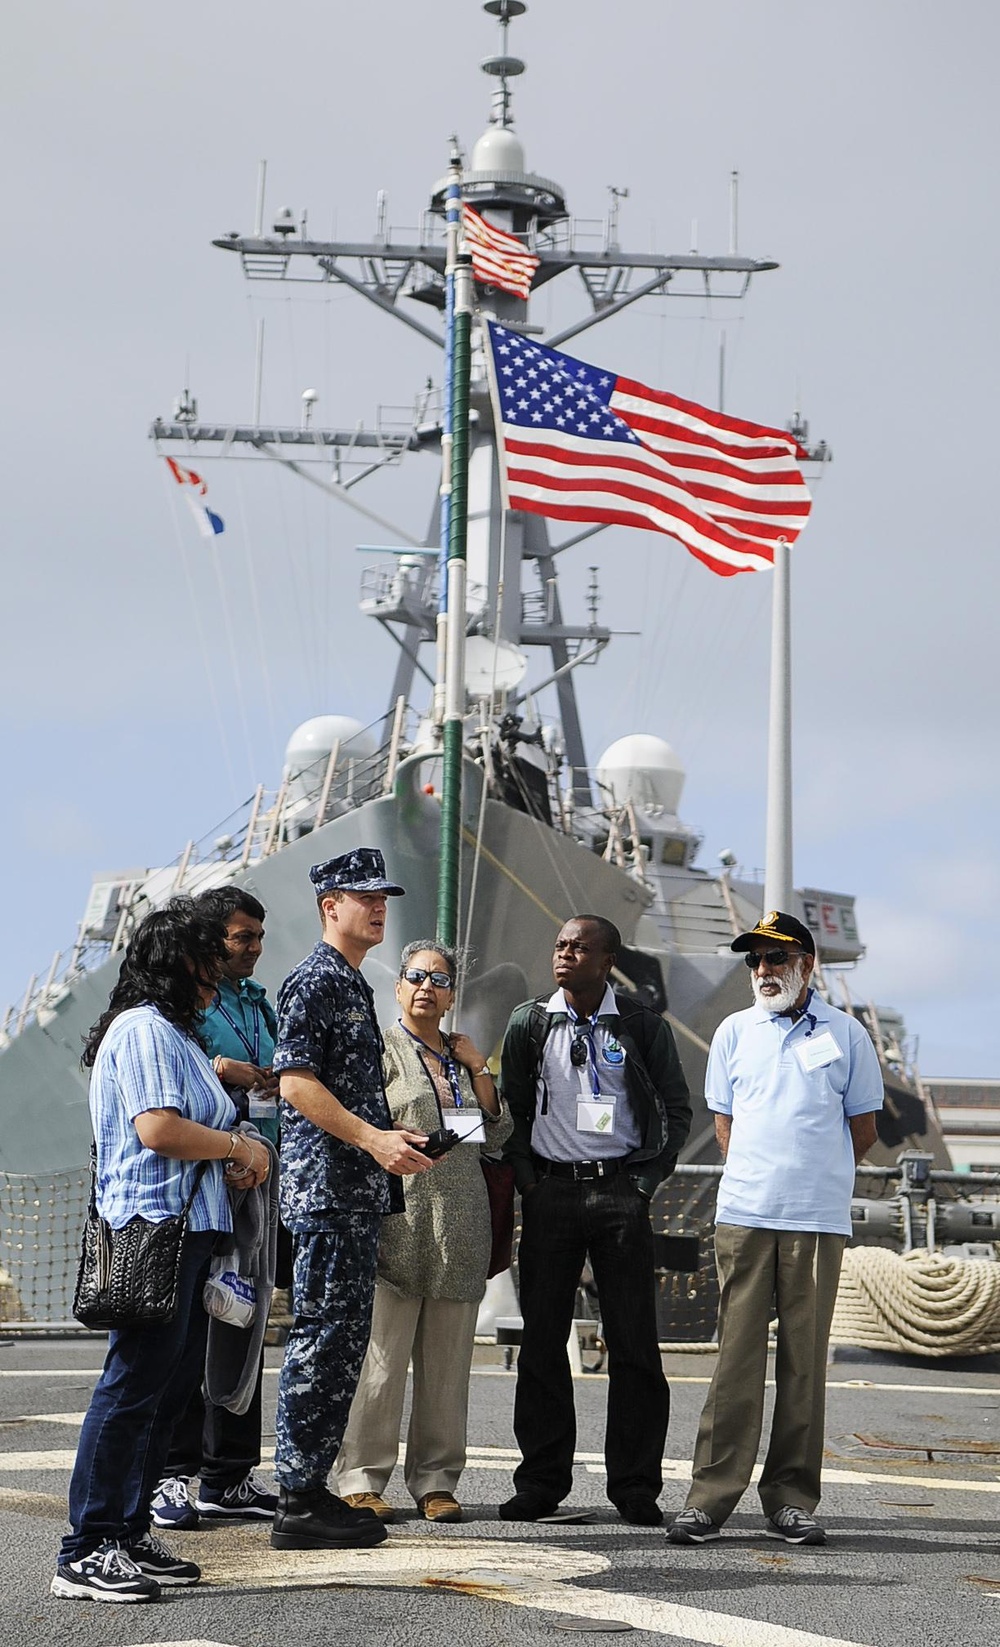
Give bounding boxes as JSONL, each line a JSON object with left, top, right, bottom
{"left": 499, "top": 914, "right": 691, "bottom": 1527}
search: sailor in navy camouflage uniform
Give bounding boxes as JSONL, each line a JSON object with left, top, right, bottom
{"left": 269, "top": 848, "right": 436, "bottom": 1551}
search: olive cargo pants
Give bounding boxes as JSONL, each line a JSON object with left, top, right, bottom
{"left": 685, "top": 1223, "right": 846, "bottom": 1523}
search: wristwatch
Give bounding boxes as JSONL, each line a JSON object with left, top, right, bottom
{"left": 474, "top": 1065, "right": 492, "bottom": 1079}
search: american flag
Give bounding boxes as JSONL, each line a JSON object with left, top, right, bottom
{"left": 462, "top": 205, "right": 540, "bottom": 301}
{"left": 484, "top": 321, "right": 812, "bottom": 577}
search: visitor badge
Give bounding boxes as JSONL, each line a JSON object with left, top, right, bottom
{"left": 440, "top": 1106, "right": 486, "bottom": 1145}
{"left": 795, "top": 1031, "right": 843, "bottom": 1072}
{"left": 248, "top": 1091, "right": 278, "bottom": 1121}
{"left": 577, "top": 1098, "right": 616, "bottom": 1135}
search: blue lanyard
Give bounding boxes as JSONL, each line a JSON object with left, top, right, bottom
{"left": 214, "top": 995, "right": 261, "bottom": 1065}
{"left": 566, "top": 1004, "right": 602, "bottom": 1099}
{"left": 398, "top": 1021, "right": 465, "bottom": 1107}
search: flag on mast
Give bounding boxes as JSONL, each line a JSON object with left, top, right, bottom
{"left": 484, "top": 321, "right": 811, "bottom": 577}
{"left": 164, "top": 456, "right": 225, "bottom": 538}
{"left": 462, "top": 205, "right": 539, "bottom": 300}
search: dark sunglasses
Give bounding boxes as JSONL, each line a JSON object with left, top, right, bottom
{"left": 570, "top": 1034, "right": 591, "bottom": 1067}
{"left": 744, "top": 949, "right": 802, "bottom": 970}
{"left": 401, "top": 967, "right": 453, "bottom": 989}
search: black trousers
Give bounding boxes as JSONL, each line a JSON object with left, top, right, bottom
{"left": 164, "top": 1220, "right": 291, "bottom": 1489}
{"left": 165, "top": 1342, "right": 265, "bottom": 1489}
{"left": 513, "top": 1171, "right": 668, "bottom": 1504}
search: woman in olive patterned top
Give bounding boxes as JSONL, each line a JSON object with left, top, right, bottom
{"left": 335, "top": 940, "right": 512, "bottom": 1523}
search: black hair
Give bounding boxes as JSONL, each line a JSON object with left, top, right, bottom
{"left": 82, "top": 897, "right": 228, "bottom": 1067}
{"left": 569, "top": 914, "right": 622, "bottom": 959}
{"left": 194, "top": 885, "right": 266, "bottom": 925}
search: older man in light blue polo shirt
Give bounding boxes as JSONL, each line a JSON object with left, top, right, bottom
{"left": 669, "top": 911, "right": 883, "bottom": 1549}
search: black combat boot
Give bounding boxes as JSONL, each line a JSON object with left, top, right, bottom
{"left": 270, "top": 1485, "right": 388, "bottom": 1550}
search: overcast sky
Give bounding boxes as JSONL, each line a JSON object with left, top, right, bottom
{"left": 3, "top": 0, "right": 996, "bottom": 1077}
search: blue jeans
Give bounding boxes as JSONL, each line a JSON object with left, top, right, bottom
{"left": 60, "top": 1229, "right": 217, "bottom": 1562}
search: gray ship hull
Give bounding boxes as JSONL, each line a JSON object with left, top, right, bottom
{"left": 0, "top": 754, "right": 659, "bottom": 1174}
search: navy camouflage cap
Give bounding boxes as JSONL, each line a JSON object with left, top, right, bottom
{"left": 731, "top": 910, "right": 815, "bottom": 956}
{"left": 310, "top": 847, "right": 405, "bottom": 898}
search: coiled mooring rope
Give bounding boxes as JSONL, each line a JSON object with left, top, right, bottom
{"left": 831, "top": 1247, "right": 1000, "bottom": 1357}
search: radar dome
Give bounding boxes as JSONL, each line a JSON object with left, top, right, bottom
{"left": 596, "top": 734, "right": 686, "bottom": 817}
{"left": 284, "top": 716, "right": 376, "bottom": 794}
{"left": 470, "top": 124, "right": 526, "bottom": 176}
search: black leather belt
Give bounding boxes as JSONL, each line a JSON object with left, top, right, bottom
{"left": 535, "top": 1157, "right": 623, "bottom": 1182}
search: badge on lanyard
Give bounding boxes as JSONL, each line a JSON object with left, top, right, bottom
{"left": 795, "top": 1030, "right": 842, "bottom": 1072}
{"left": 440, "top": 1106, "right": 487, "bottom": 1144}
{"left": 577, "top": 1098, "right": 616, "bottom": 1135}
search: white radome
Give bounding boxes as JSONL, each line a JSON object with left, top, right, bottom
{"left": 595, "top": 734, "right": 686, "bottom": 817}
{"left": 469, "top": 124, "right": 526, "bottom": 176}
{"left": 284, "top": 716, "right": 377, "bottom": 796}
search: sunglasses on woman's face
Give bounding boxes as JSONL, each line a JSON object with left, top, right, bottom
{"left": 401, "top": 967, "right": 454, "bottom": 989}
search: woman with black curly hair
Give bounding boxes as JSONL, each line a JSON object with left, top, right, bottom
{"left": 51, "top": 897, "right": 271, "bottom": 1606}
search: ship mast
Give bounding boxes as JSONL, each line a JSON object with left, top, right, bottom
{"left": 150, "top": 0, "right": 783, "bottom": 806}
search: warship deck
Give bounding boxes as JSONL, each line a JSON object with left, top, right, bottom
{"left": 2, "top": 1338, "right": 999, "bottom": 1647}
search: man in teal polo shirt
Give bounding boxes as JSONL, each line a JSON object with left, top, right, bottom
{"left": 151, "top": 885, "right": 280, "bottom": 1530}
{"left": 200, "top": 890, "right": 279, "bottom": 1148}
{"left": 669, "top": 911, "right": 883, "bottom": 1549}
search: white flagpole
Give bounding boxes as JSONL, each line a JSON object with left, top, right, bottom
{"left": 763, "top": 539, "right": 793, "bottom": 913}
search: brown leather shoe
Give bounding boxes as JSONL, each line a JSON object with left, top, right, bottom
{"left": 417, "top": 1492, "right": 462, "bottom": 1522}
{"left": 342, "top": 1491, "right": 395, "bottom": 1523}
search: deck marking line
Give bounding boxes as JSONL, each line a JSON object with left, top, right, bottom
{"left": 6, "top": 1444, "right": 1000, "bottom": 1496}
{"left": 8, "top": 1411, "right": 88, "bottom": 1427}
{"left": 3, "top": 1367, "right": 1000, "bottom": 1398}
{"left": 0, "top": 1449, "right": 79, "bottom": 1470}
{"left": 195, "top": 1532, "right": 872, "bottom": 1647}
{"left": 500, "top": 1582, "right": 873, "bottom": 1646}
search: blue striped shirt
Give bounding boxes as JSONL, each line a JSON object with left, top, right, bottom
{"left": 89, "top": 1005, "right": 237, "bottom": 1232}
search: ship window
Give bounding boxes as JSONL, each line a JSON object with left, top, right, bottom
{"left": 661, "top": 838, "right": 688, "bottom": 866}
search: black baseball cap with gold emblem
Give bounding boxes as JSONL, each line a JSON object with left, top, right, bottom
{"left": 731, "top": 910, "right": 816, "bottom": 956}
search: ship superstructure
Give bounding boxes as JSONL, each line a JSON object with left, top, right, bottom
{"left": 0, "top": 1, "right": 941, "bottom": 1203}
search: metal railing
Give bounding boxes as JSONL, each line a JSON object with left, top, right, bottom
{"left": 0, "top": 710, "right": 418, "bottom": 1050}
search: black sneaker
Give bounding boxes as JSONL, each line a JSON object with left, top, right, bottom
{"left": 195, "top": 1470, "right": 278, "bottom": 1520}
{"left": 498, "top": 1490, "right": 559, "bottom": 1522}
{"left": 764, "top": 1505, "right": 826, "bottom": 1545}
{"left": 615, "top": 1493, "right": 663, "bottom": 1527}
{"left": 270, "top": 1486, "right": 388, "bottom": 1550}
{"left": 668, "top": 1507, "right": 723, "bottom": 1544}
{"left": 150, "top": 1473, "right": 198, "bottom": 1530}
{"left": 127, "top": 1532, "right": 202, "bottom": 1586}
{"left": 50, "top": 1541, "right": 161, "bottom": 1604}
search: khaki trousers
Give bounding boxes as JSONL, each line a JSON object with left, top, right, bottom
{"left": 334, "top": 1281, "right": 479, "bottom": 1503}
{"left": 686, "top": 1223, "right": 846, "bottom": 1523}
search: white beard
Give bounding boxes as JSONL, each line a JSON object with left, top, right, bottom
{"left": 751, "top": 956, "right": 809, "bottom": 1014}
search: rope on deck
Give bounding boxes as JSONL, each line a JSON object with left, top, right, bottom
{"left": 831, "top": 1246, "right": 1000, "bottom": 1356}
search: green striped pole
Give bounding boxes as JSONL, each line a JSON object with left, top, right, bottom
{"left": 437, "top": 250, "right": 473, "bottom": 947}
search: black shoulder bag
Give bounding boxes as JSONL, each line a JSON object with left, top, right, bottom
{"left": 73, "top": 1147, "right": 209, "bottom": 1330}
